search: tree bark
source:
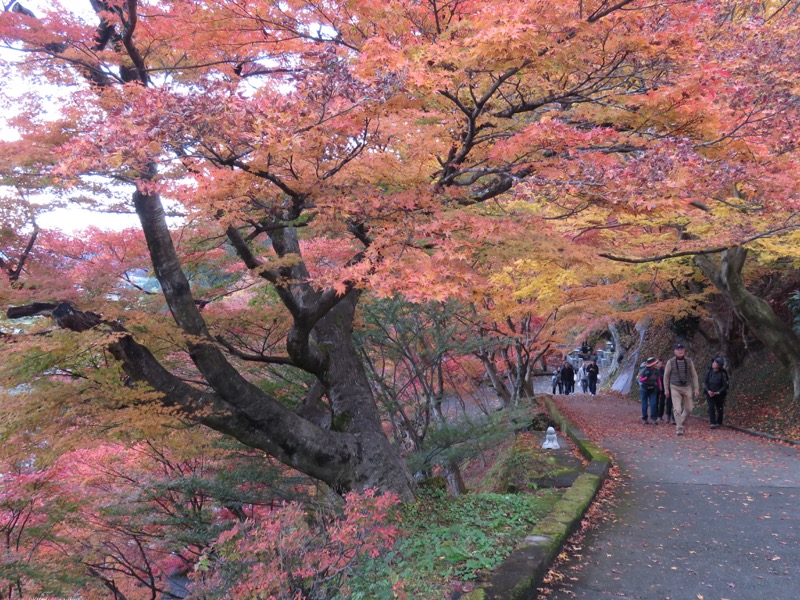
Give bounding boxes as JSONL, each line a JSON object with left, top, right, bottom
{"left": 432, "top": 397, "right": 467, "bottom": 496}
{"left": 476, "top": 349, "right": 512, "bottom": 405}
{"left": 695, "top": 246, "right": 800, "bottom": 402}
{"left": 138, "top": 182, "right": 416, "bottom": 498}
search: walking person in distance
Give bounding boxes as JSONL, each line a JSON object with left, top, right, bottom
{"left": 655, "top": 359, "right": 670, "bottom": 422}
{"left": 585, "top": 359, "right": 600, "bottom": 396}
{"left": 638, "top": 357, "right": 661, "bottom": 425}
{"left": 552, "top": 367, "right": 563, "bottom": 394}
{"left": 561, "top": 360, "right": 575, "bottom": 395}
{"left": 704, "top": 357, "right": 730, "bottom": 429}
{"left": 663, "top": 343, "right": 699, "bottom": 436}
{"left": 577, "top": 362, "right": 589, "bottom": 394}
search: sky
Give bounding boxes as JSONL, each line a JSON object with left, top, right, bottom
{"left": 1, "top": 1, "right": 140, "bottom": 234}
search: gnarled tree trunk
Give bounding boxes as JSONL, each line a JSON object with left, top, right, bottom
{"left": 9, "top": 186, "right": 418, "bottom": 501}
{"left": 695, "top": 246, "right": 800, "bottom": 402}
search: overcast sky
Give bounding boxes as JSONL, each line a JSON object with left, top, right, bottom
{"left": 1, "top": 1, "right": 142, "bottom": 234}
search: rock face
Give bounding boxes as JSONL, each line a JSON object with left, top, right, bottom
{"left": 611, "top": 319, "right": 650, "bottom": 394}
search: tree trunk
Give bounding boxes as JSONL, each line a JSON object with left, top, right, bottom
{"left": 9, "top": 186, "right": 418, "bottom": 501}
{"left": 705, "top": 299, "right": 735, "bottom": 366}
{"left": 432, "top": 401, "right": 467, "bottom": 496}
{"left": 511, "top": 350, "right": 528, "bottom": 406}
{"left": 311, "top": 293, "right": 419, "bottom": 497}
{"left": 476, "top": 350, "right": 512, "bottom": 404}
{"left": 606, "top": 320, "right": 634, "bottom": 382}
{"left": 696, "top": 246, "right": 800, "bottom": 402}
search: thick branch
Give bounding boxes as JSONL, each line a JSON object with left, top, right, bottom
{"left": 599, "top": 246, "right": 730, "bottom": 263}
{"left": 5, "top": 301, "right": 363, "bottom": 486}
{"left": 7, "top": 302, "right": 57, "bottom": 319}
{"left": 120, "top": 0, "right": 149, "bottom": 84}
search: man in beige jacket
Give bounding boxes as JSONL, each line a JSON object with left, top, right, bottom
{"left": 663, "top": 343, "right": 699, "bottom": 435}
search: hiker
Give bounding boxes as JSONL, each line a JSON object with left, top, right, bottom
{"left": 637, "top": 356, "right": 661, "bottom": 425}
{"left": 551, "top": 368, "right": 563, "bottom": 394}
{"left": 577, "top": 363, "right": 589, "bottom": 394}
{"left": 655, "top": 359, "right": 671, "bottom": 423}
{"left": 658, "top": 360, "right": 675, "bottom": 425}
{"left": 704, "top": 357, "right": 730, "bottom": 429}
{"left": 561, "top": 360, "right": 575, "bottom": 395}
{"left": 585, "top": 359, "right": 600, "bottom": 396}
{"left": 663, "top": 343, "right": 699, "bottom": 436}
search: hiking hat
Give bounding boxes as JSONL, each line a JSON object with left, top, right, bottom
{"left": 713, "top": 357, "right": 724, "bottom": 366}
{"left": 645, "top": 357, "right": 658, "bottom": 367}
{"left": 674, "top": 343, "right": 685, "bottom": 349}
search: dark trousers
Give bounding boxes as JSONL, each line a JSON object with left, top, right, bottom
{"left": 640, "top": 387, "right": 658, "bottom": 421}
{"left": 588, "top": 378, "right": 597, "bottom": 395}
{"left": 657, "top": 391, "right": 666, "bottom": 419}
{"left": 707, "top": 392, "right": 726, "bottom": 425}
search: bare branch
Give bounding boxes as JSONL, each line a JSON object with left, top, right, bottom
{"left": 587, "top": 0, "right": 638, "bottom": 23}
{"left": 215, "top": 335, "right": 296, "bottom": 366}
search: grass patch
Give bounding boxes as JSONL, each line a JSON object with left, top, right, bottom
{"left": 347, "top": 487, "right": 562, "bottom": 599}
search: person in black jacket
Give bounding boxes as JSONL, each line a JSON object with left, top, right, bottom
{"left": 703, "top": 357, "right": 730, "bottom": 428}
{"left": 561, "top": 360, "right": 575, "bottom": 395}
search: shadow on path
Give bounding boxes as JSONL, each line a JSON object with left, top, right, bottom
{"left": 543, "top": 393, "right": 800, "bottom": 600}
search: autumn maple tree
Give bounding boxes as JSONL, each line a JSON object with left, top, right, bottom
{"left": 2, "top": 0, "right": 799, "bottom": 511}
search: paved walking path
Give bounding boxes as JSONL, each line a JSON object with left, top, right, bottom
{"left": 544, "top": 393, "right": 800, "bottom": 600}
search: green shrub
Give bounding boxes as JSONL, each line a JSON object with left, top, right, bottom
{"left": 346, "top": 487, "right": 561, "bottom": 599}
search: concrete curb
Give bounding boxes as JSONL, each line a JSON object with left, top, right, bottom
{"left": 463, "top": 396, "right": 612, "bottom": 600}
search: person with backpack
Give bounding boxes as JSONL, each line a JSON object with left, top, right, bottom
{"left": 663, "top": 343, "right": 700, "bottom": 436}
{"left": 704, "top": 357, "right": 730, "bottom": 428}
{"left": 638, "top": 356, "right": 661, "bottom": 424}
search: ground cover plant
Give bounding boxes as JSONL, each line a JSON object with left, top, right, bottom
{"left": 349, "top": 476, "right": 563, "bottom": 599}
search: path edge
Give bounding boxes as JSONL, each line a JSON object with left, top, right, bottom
{"left": 463, "top": 395, "right": 612, "bottom": 600}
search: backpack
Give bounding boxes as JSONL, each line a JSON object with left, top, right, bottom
{"left": 639, "top": 367, "right": 659, "bottom": 391}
